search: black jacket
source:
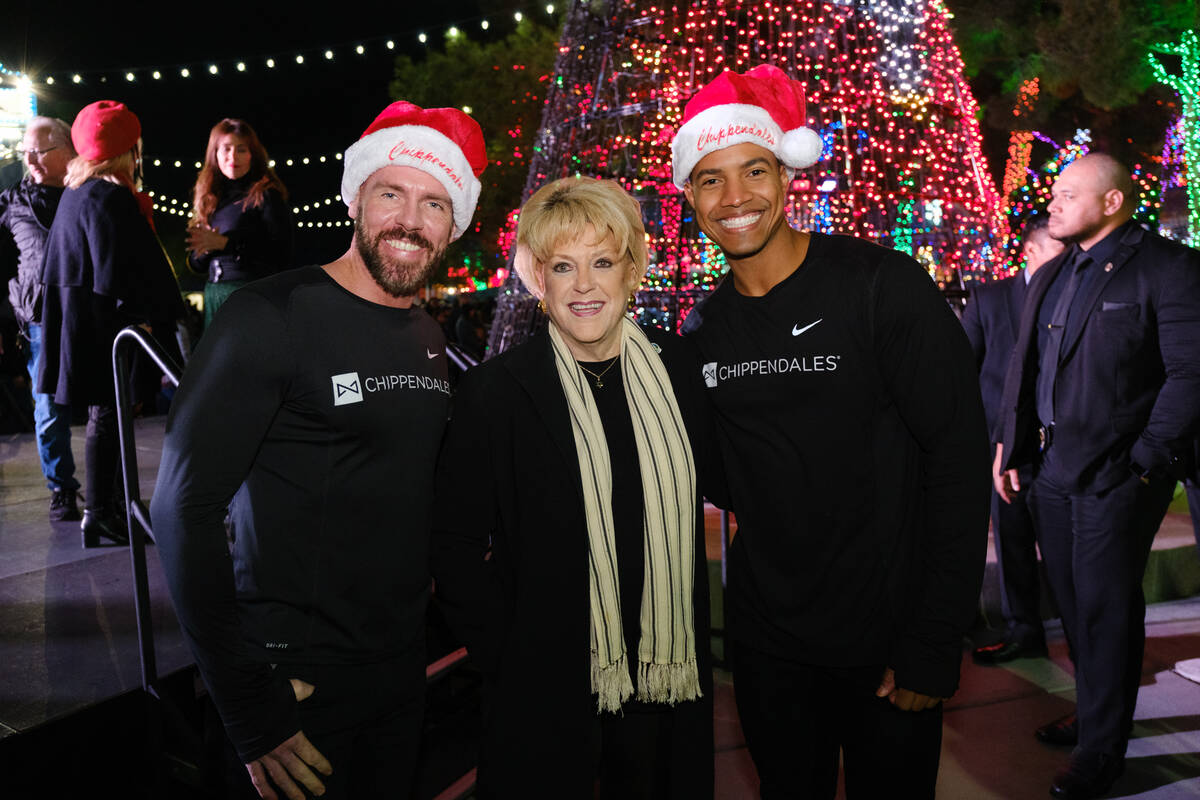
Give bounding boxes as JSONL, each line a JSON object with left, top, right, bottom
{"left": 37, "top": 179, "right": 184, "bottom": 406}
{"left": 999, "top": 222, "right": 1200, "bottom": 493}
{"left": 961, "top": 273, "right": 1028, "bottom": 440}
{"left": 432, "top": 327, "right": 723, "bottom": 799}
{"left": 0, "top": 177, "right": 62, "bottom": 326}
{"left": 187, "top": 180, "right": 293, "bottom": 283}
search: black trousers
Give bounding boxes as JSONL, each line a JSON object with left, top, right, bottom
{"left": 991, "top": 466, "right": 1046, "bottom": 645}
{"left": 84, "top": 404, "right": 119, "bottom": 511}
{"left": 592, "top": 700, "right": 711, "bottom": 800}
{"left": 1187, "top": 482, "right": 1200, "bottom": 553}
{"left": 221, "top": 654, "right": 426, "bottom": 800}
{"left": 731, "top": 643, "right": 943, "bottom": 799}
{"left": 1029, "top": 469, "right": 1175, "bottom": 758}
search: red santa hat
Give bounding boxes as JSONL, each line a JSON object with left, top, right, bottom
{"left": 670, "top": 65, "right": 822, "bottom": 190}
{"left": 342, "top": 101, "right": 486, "bottom": 240}
{"left": 71, "top": 101, "right": 141, "bottom": 162}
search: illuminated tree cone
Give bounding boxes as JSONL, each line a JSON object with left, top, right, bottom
{"left": 488, "top": 0, "right": 1005, "bottom": 355}
{"left": 1149, "top": 31, "right": 1200, "bottom": 247}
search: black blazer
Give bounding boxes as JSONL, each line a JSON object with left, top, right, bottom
{"left": 431, "top": 327, "right": 722, "bottom": 799}
{"left": 998, "top": 223, "right": 1200, "bottom": 494}
{"left": 961, "top": 273, "right": 1028, "bottom": 439}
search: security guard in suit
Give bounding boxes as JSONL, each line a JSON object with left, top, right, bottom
{"left": 962, "top": 217, "right": 1063, "bottom": 664}
{"left": 995, "top": 153, "right": 1200, "bottom": 799}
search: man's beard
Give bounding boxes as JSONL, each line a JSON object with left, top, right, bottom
{"left": 354, "top": 216, "right": 446, "bottom": 298}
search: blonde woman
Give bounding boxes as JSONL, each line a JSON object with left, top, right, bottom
{"left": 38, "top": 100, "right": 183, "bottom": 547}
{"left": 433, "top": 177, "right": 725, "bottom": 798}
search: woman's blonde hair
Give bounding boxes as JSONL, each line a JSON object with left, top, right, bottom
{"left": 514, "top": 177, "right": 648, "bottom": 296}
{"left": 65, "top": 149, "right": 137, "bottom": 192}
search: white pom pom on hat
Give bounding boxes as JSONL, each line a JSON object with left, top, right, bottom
{"left": 670, "top": 64, "right": 823, "bottom": 190}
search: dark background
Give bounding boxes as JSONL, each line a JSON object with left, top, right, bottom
{"left": 0, "top": 1, "right": 542, "bottom": 284}
{"left": 3, "top": 1, "right": 1194, "bottom": 288}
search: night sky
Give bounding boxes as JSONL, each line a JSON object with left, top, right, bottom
{"left": 1, "top": 1, "right": 526, "bottom": 279}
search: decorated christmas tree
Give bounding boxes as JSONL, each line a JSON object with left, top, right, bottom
{"left": 488, "top": 0, "right": 1005, "bottom": 354}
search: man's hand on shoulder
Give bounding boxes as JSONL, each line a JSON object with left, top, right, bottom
{"left": 245, "top": 679, "right": 332, "bottom": 800}
{"left": 875, "top": 667, "right": 945, "bottom": 712}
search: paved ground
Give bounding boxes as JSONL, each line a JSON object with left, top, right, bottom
{"left": 3, "top": 417, "right": 1200, "bottom": 798}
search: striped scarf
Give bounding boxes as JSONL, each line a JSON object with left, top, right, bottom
{"left": 548, "top": 317, "right": 701, "bottom": 713}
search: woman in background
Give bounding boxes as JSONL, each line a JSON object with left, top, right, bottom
{"left": 39, "top": 100, "right": 184, "bottom": 546}
{"left": 187, "top": 118, "right": 292, "bottom": 327}
{"left": 433, "top": 176, "right": 725, "bottom": 798}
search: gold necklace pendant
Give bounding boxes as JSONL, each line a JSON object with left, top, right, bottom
{"left": 578, "top": 357, "right": 618, "bottom": 388}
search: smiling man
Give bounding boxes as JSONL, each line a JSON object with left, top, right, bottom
{"left": 676, "top": 65, "right": 990, "bottom": 799}
{"left": 151, "top": 102, "right": 485, "bottom": 800}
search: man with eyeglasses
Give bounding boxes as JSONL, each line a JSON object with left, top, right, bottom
{"left": 1, "top": 117, "right": 80, "bottom": 521}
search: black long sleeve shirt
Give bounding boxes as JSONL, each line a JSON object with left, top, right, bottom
{"left": 682, "top": 232, "right": 990, "bottom": 698}
{"left": 151, "top": 266, "right": 450, "bottom": 761}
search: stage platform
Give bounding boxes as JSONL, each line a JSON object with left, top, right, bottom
{"left": 3, "top": 416, "right": 1200, "bottom": 797}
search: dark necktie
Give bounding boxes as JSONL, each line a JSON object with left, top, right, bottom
{"left": 1035, "top": 250, "right": 1092, "bottom": 427}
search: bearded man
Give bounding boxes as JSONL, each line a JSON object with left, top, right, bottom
{"left": 151, "top": 102, "right": 485, "bottom": 800}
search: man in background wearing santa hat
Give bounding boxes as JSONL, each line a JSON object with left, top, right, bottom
{"left": 677, "top": 65, "right": 990, "bottom": 798}
{"left": 152, "top": 101, "right": 486, "bottom": 800}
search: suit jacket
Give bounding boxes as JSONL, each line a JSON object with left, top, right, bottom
{"left": 431, "top": 326, "right": 723, "bottom": 799}
{"left": 999, "top": 223, "right": 1200, "bottom": 494}
{"left": 961, "top": 273, "right": 1028, "bottom": 439}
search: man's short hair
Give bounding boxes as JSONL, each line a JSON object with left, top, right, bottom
{"left": 1072, "top": 152, "right": 1134, "bottom": 216}
{"left": 1081, "top": 152, "right": 1133, "bottom": 199}
{"left": 26, "top": 116, "right": 76, "bottom": 156}
{"left": 1021, "top": 214, "right": 1052, "bottom": 245}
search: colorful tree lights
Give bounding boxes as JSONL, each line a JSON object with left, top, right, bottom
{"left": 1148, "top": 30, "right": 1200, "bottom": 246}
{"left": 489, "top": 0, "right": 1006, "bottom": 353}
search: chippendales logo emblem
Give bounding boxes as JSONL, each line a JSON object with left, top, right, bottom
{"left": 702, "top": 362, "right": 718, "bottom": 388}
{"left": 331, "top": 372, "right": 363, "bottom": 405}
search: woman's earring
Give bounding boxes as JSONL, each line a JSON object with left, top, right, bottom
{"left": 537, "top": 299, "right": 546, "bottom": 313}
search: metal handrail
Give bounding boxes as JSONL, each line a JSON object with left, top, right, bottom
{"left": 445, "top": 342, "right": 478, "bottom": 372}
{"left": 112, "top": 325, "right": 183, "bottom": 692}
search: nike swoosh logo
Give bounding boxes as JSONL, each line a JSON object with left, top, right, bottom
{"left": 427, "top": 349, "right": 440, "bottom": 359}
{"left": 792, "top": 319, "right": 822, "bottom": 336}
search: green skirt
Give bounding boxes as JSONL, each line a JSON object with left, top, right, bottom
{"left": 203, "top": 280, "right": 249, "bottom": 331}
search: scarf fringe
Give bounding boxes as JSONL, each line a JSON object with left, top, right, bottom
{"left": 637, "top": 658, "right": 702, "bottom": 705}
{"left": 592, "top": 652, "right": 635, "bottom": 713}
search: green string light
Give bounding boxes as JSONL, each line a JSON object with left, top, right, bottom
{"left": 1148, "top": 30, "right": 1200, "bottom": 247}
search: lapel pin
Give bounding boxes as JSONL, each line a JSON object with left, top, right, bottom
{"left": 1104, "top": 262, "right": 1113, "bottom": 272}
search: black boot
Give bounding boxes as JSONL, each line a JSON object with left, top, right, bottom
{"left": 81, "top": 507, "right": 129, "bottom": 548}
{"left": 50, "top": 489, "right": 82, "bottom": 522}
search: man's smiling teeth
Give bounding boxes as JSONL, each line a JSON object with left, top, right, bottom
{"left": 719, "top": 212, "right": 762, "bottom": 229}
{"left": 385, "top": 239, "right": 422, "bottom": 252}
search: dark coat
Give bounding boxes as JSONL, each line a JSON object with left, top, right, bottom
{"left": 0, "top": 177, "right": 62, "bottom": 326}
{"left": 999, "top": 223, "right": 1200, "bottom": 493}
{"left": 961, "top": 273, "right": 1029, "bottom": 440}
{"left": 432, "top": 327, "right": 722, "bottom": 799}
{"left": 186, "top": 181, "right": 293, "bottom": 283}
{"left": 37, "top": 178, "right": 184, "bottom": 406}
